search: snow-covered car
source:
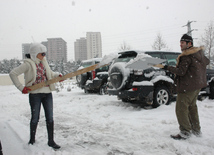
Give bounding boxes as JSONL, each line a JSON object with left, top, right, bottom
{"left": 76, "top": 58, "right": 109, "bottom": 95}
{"left": 107, "top": 50, "right": 214, "bottom": 108}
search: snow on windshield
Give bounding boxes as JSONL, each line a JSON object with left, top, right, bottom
{"left": 126, "top": 53, "right": 152, "bottom": 67}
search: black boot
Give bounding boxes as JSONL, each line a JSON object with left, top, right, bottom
{"left": 46, "top": 122, "right": 61, "bottom": 150}
{"left": 28, "top": 123, "right": 37, "bottom": 145}
{"left": 0, "top": 140, "right": 3, "bottom": 155}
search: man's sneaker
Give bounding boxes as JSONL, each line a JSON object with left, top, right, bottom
{"left": 170, "top": 134, "right": 187, "bottom": 140}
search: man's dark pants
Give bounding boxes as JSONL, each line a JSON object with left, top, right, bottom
{"left": 176, "top": 89, "right": 201, "bottom": 136}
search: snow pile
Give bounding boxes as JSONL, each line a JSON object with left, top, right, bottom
{"left": 126, "top": 53, "right": 152, "bottom": 67}
{"left": 133, "top": 81, "right": 154, "bottom": 86}
{"left": 99, "top": 53, "right": 118, "bottom": 67}
{"left": 151, "top": 75, "right": 174, "bottom": 84}
{"left": 0, "top": 80, "right": 214, "bottom": 155}
{"left": 77, "top": 66, "right": 84, "bottom": 70}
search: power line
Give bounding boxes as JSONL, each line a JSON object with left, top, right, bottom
{"left": 182, "top": 20, "right": 197, "bottom": 37}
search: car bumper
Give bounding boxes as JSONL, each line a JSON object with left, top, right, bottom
{"left": 107, "top": 86, "right": 154, "bottom": 103}
{"left": 85, "top": 79, "right": 103, "bottom": 90}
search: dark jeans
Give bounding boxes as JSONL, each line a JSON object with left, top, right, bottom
{"left": 29, "top": 93, "right": 54, "bottom": 125}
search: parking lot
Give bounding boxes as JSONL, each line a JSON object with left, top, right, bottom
{"left": 0, "top": 80, "right": 214, "bottom": 155}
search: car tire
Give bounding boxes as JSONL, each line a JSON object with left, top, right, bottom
{"left": 84, "top": 87, "right": 89, "bottom": 93}
{"left": 122, "top": 98, "right": 129, "bottom": 102}
{"left": 153, "top": 86, "right": 171, "bottom": 107}
{"left": 99, "top": 84, "right": 108, "bottom": 95}
{"left": 109, "top": 64, "right": 129, "bottom": 90}
{"left": 109, "top": 67, "right": 123, "bottom": 89}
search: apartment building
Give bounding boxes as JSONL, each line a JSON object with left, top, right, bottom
{"left": 47, "top": 38, "right": 67, "bottom": 62}
{"left": 74, "top": 38, "right": 87, "bottom": 61}
{"left": 74, "top": 32, "right": 102, "bottom": 61}
{"left": 86, "top": 32, "right": 102, "bottom": 59}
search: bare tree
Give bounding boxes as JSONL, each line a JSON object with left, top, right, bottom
{"left": 118, "top": 41, "right": 131, "bottom": 51}
{"left": 152, "top": 33, "right": 168, "bottom": 50}
{"left": 199, "top": 21, "right": 214, "bottom": 68}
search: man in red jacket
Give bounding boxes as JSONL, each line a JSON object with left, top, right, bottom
{"left": 156, "top": 34, "right": 210, "bottom": 140}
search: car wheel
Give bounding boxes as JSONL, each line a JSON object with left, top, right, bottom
{"left": 84, "top": 87, "right": 89, "bottom": 93}
{"left": 153, "top": 86, "right": 171, "bottom": 107}
{"left": 99, "top": 84, "right": 108, "bottom": 95}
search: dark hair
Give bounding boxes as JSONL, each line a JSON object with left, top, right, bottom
{"left": 25, "top": 54, "right": 31, "bottom": 59}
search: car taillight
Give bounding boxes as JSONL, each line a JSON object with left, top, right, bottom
{"left": 132, "top": 87, "right": 138, "bottom": 91}
{"left": 92, "top": 70, "right": 96, "bottom": 80}
{"left": 134, "top": 70, "right": 143, "bottom": 75}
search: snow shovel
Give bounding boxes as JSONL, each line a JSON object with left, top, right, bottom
{"left": 27, "top": 54, "right": 116, "bottom": 92}
{"left": 126, "top": 57, "right": 166, "bottom": 70}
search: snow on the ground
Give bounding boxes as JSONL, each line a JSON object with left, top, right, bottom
{"left": 0, "top": 80, "right": 214, "bottom": 155}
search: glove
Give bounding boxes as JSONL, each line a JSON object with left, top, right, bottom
{"left": 163, "top": 65, "right": 168, "bottom": 70}
{"left": 22, "top": 87, "right": 31, "bottom": 94}
{"left": 59, "top": 74, "right": 64, "bottom": 82}
{"left": 153, "top": 64, "right": 168, "bottom": 70}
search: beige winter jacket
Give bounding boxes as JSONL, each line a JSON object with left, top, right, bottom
{"left": 9, "top": 57, "right": 59, "bottom": 94}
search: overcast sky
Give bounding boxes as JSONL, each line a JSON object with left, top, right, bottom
{"left": 0, "top": 0, "right": 214, "bottom": 61}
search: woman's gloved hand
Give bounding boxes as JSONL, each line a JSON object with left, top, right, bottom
{"left": 22, "top": 87, "right": 31, "bottom": 94}
{"left": 59, "top": 74, "right": 64, "bottom": 82}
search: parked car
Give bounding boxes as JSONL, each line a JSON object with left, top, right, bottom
{"left": 107, "top": 50, "right": 214, "bottom": 108}
{"left": 76, "top": 58, "right": 109, "bottom": 95}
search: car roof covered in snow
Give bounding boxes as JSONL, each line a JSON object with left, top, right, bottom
{"left": 118, "top": 50, "right": 181, "bottom": 56}
{"left": 118, "top": 50, "right": 143, "bottom": 55}
{"left": 145, "top": 50, "right": 181, "bottom": 54}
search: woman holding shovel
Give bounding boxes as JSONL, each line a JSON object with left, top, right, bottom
{"left": 9, "top": 43, "right": 61, "bottom": 149}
